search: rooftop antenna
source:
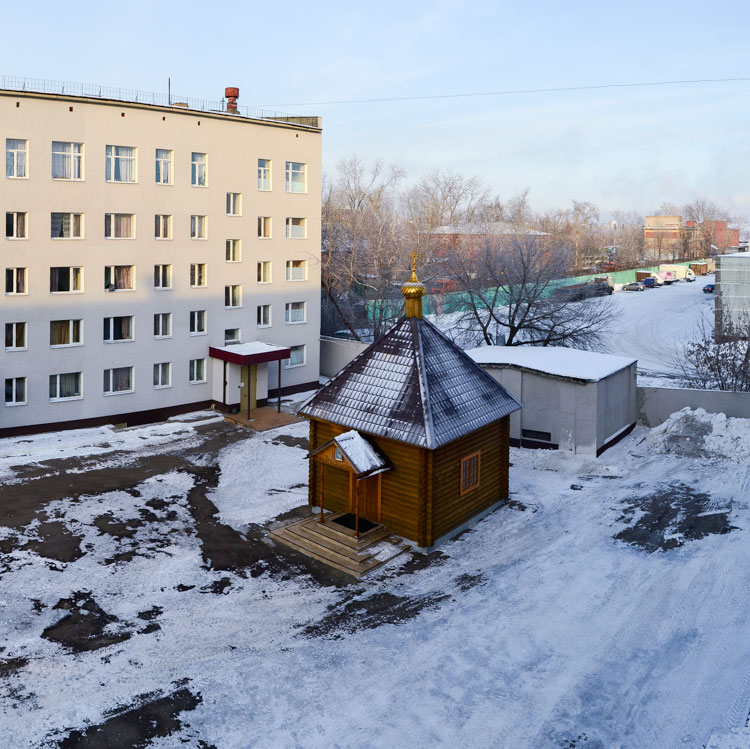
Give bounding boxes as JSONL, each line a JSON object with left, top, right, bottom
{"left": 168, "top": 77, "right": 171, "bottom": 106}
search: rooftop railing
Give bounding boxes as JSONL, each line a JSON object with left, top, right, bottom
{"left": 0, "top": 75, "right": 321, "bottom": 129}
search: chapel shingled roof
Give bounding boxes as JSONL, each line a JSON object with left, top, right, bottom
{"left": 298, "top": 316, "right": 522, "bottom": 449}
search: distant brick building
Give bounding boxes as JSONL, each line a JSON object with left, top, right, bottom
{"left": 643, "top": 216, "right": 739, "bottom": 260}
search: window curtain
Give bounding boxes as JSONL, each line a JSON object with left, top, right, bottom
{"left": 52, "top": 142, "right": 70, "bottom": 179}
{"left": 114, "top": 147, "right": 135, "bottom": 182}
{"left": 59, "top": 373, "right": 79, "bottom": 398}
{"left": 112, "top": 367, "right": 131, "bottom": 392}
{"left": 115, "top": 214, "right": 131, "bottom": 238}
{"left": 113, "top": 316, "right": 132, "bottom": 339}
{"left": 115, "top": 266, "right": 131, "bottom": 289}
{"left": 50, "top": 321, "right": 70, "bottom": 346}
{"left": 51, "top": 213, "right": 68, "bottom": 238}
{"left": 50, "top": 267, "right": 67, "bottom": 292}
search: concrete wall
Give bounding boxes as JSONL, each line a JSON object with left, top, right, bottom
{"left": 637, "top": 387, "right": 750, "bottom": 427}
{"left": 1, "top": 89, "right": 321, "bottom": 431}
{"left": 597, "top": 364, "right": 638, "bottom": 444}
{"left": 319, "top": 336, "right": 369, "bottom": 378}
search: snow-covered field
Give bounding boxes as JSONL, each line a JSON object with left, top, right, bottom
{"left": 2, "top": 408, "right": 750, "bottom": 747}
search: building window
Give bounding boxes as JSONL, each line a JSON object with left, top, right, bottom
{"left": 103, "top": 366, "right": 134, "bottom": 395}
{"left": 258, "top": 216, "right": 272, "bottom": 238}
{"left": 155, "top": 149, "right": 172, "bottom": 184}
{"left": 50, "top": 267, "right": 83, "bottom": 293}
{"left": 258, "top": 158, "right": 271, "bottom": 190}
{"left": 257, "top": 261, "right": 272, "bottom": 283}
{"left": 154, "top": 214, "right": 172, "bottom": 239}
{"left": 52, "top": 141, "right": 83, "bottom": 180}
{"left": 224, "top": 328, "right": 241, "bottom": 344}
{"left": 226, "top": 193, "right": 242, "bottom": 216}
{"left": 190, "top": 215, "right": 207, "bottom": 239}
{"left": 286, "top": 344, "right": 306, "bottom": 368}
{"left": 191, "top": 152, "right": 207, "bottom": 186}
{"left": 5, "top": 377, "right": 27, "bottom": 406}
{"left": 285, "top": 301, "right": 306, "bottom": 324}
{"left": 6, "top": 212, "right": 27, "bottom": 239}
{"left": 153, "top": 312, "right": 172, "bottom": 338}
{"left": 334, "top": 447, "right": 343, "bottom": 462}
{"left": 104, "top": 213, "right": 135, "bottom": 239}
{"left": 103, "top": 316, "right": 134, "bottom": 342}
{"left": 189, "top": 310, "right": 206, "bottom": 335}
{"left": 190, "top": 263, "right": 207, "bottom": 288}
{"left": 104, "top": 265, "right": 135, "bottom": 291}
{"left": 5, "top": 267, "right": 27, "bottom": 295}
{"left": 226, "top": 239, "right": 241, "bottom": 262}
{"left": 224, "top": 284, "right": 241, "bottom": 308}
{"left": 154, "top": 264, "right": 172, "bottom": 289}
{"left": 51, "top": 213, "right": 83, "bottom": 239}
{"left": 285, "top": 161, "right": 306, "bottom": 193}
{"left": 49, "top": 372, "right": 82, "bottom": 401}
{"left": 189, "top": 358, "right": 206, "bottom": 384}
{"left": 286, "top": 259, "right": 307, "bottom": 281}
{"left": 153, "top": 362, "right": 171, "bottom": 389}
{"left": 460, "top": 451, "right": 481, "bottom": 495}
{"left": 6, "top": 139, "right": 27, "bottom": 178}
{"left": 285, "top": 217, "right": 306, "bottom": 239}
{"left": 105, "top": 145, "right": 136, "bottom": 182}
{"left": 257, "top": 304, "right": 271, "bottom": 328}
{"left": 5, "top": 322, "right": 27, "bottom": 350}
{"left": 50, "top": 319, "right": 82, "bottom": 347}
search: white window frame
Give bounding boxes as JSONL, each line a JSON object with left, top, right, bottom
{"left": 257, "top": 304, "right": 271, "bottom": 328}
{"left": 257, "top": 261, "right": 272, "bottom": 284}
{"left": 154, "top": 214, "right": 172, "bottom": 239}
{"left": 5, "top": 267, "right": 28, "bottom": 295}
{"left": 104, "top": 213, "right": 135, "bottom": 239}
{"left": 50, "top": 319, "right": 83, "bottom": 348}
{"left": 285, "top": 301, "right": 307, "bottom": 324}
{"left": 285, "top": 161, "right": 307, "bottom": 193}
{"left": 285, "top": 344, "right": 306, "bottom": 368}
{"left": 105, "top": 145, "right": 137, "bottom": 183}
{"left": 286, "top": 259, "right": 308, "bottom": 281}
{"left": 190, "top": 215, "right": 207, "bottom": 240}
{"left": 5, "top": 377, "right": 27, "bottom": 406}
{"left": 224, "top": 328, "right": 241, "bottom": 345}
{"left": 103, "top": 315, "right": 135, "bottom": 343}
{"left": 154, "top": 264, "right": 172, "bottom": 290}
{"left": 153, "top": 312, "right": 172, "bottom": 339}
{"left": 103, "top": 366, "right": 135, "bottom": 395}
{"left": 5, "top": 322, "right": 27, "bottom": 351}
{"left": 226, "top": 239, "right": 241, "bottom": 263}
{"left": 258, "top": 216, "right": 272, "bottom": 239}
{"left": 6, "top": 212, "right": 28, "bottom": 239}
{"left": 51, "top": 141, "right": 83, "bottom": 181}
{"left": 191, "top": 152, "right": 207, "bottom": 187}
{"left": 258, "top": 158, "right": 271, "bottom": 191}
{"left": 155, "top": 148, "right": 173, "bottom": 185}
{"left": 51, "top": 212, "right": 83, "bottom": 239}
{"left": 224, "top": 284, "right": 242, "bottom": 309}
{"left": 50, "top": 266, "right": 83, "bottom": 294}
{"left": 226, "top": 193, "right": 242, "bottom": 216}
{"left": 189, "top": 310, "right": 207, "bottom": 336}
{"left": 189, "top": 358, "right": 207, "bottom": 384}
{"left": 49, "top": 372, "right": 83, "bottom": 401}
{"left": 104, "top": 265, "right": 135, "bottom": 292}
{"left": 153, "top": 362, "right": 172, "bottom": 389}
{"left": 6, "top": 139, "right": 28, "bottom": 179}
{"left": 190, "top": 263, "right": 207, "bottom": 288}
{"left": 285, "top": 217, "right": 307, "bottom": 239}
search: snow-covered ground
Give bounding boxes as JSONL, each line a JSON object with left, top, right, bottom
{"left": 2, "top": 409, "right": 750, "bottom": 747}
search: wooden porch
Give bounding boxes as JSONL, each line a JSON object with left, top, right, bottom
{"left": 269, "top": 511, "right": 409, "bottom": 578}
{"left": 224, "top": 407, "right": 302, "bottom": 432}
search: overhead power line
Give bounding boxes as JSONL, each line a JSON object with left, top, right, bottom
{"left": 259, "top": 76, "right": 750, "bottom": 108}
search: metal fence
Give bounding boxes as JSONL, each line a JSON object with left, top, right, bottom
{"left": 0, "top": 75, "right": 321, "bottom": 128}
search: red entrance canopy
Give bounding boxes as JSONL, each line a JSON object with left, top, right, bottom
{"left": 209, "top": 342, "right": 291, "bottom": 366}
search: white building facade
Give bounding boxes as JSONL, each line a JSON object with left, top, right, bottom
{"left": 1, "top": 85, "right": 321, "bottom": 435}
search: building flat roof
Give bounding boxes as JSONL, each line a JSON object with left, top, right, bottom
{"left": 209, "top": 342, "right": 290, "bottom": 366}
{"left": 465, "top": 346, "right": 637, "bottom": 382}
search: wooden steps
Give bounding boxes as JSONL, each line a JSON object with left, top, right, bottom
{"left": 268, "top": 512, "right": 410, "bottom": 578}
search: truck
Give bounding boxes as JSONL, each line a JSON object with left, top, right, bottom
{"left": 554, "top": 276, "right": 614, "bottom": 301}
{"left": 656, "top": 270, "right": 676, "bottom": 285}
{"left": 635, "top": 271, "right": 664, "bottom": 286}
{"left": 658, "top": 264, "right": 696, "bottom": 282}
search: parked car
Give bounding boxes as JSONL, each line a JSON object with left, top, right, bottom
{"left": 703, "top": 284, "right": 715, "bottom": 293}
{"left": 641, "top": 277, "right": 656, "bottom": 288}
{"left": 623, "top": 281, "right": 645, "bottom": 291}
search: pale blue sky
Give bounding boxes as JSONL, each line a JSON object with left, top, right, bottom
{"left": 5, "top": 0, "right": 749, "bottom": 216}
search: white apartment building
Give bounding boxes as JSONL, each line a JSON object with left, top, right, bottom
{"left": 1, "top": 82, "right": 321, "bottom": 436}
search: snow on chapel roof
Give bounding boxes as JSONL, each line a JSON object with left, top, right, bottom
{"left": 299, "top": 317, "right": 522, "bottom": 449}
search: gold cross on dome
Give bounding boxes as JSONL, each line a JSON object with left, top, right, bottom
{"left": 409, "top": 250, "right": 419, "bottom": 272}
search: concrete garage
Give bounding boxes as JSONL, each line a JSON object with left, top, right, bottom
{"left": 466, "top": 346, "right": 638, "bottom": 456}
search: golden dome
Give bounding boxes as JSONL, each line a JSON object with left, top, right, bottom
{"left": 402, "top": 256, "right": 425, "bottom": 317}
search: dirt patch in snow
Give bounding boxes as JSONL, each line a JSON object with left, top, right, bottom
{"left": 24, "top": 518, "right": 83, "bottom": 563}
{"left": 614, "top": 482, "right": 736, "bottom": 553}
{"left": 270, "top": 434, "right": 309, "bottom": 450}
{"left": 57, "top": 686, "right": 204, "bottom": 749}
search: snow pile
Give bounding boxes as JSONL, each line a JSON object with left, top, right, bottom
{"left": 645, "top": 407, "right": 749, "bottom": 461}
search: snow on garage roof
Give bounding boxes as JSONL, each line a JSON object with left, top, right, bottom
{"left": 465, "top": 346, "right": 637, "bottom": 382}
